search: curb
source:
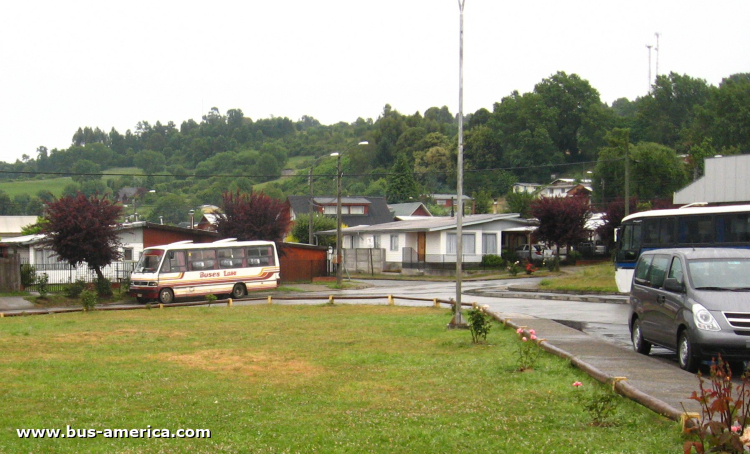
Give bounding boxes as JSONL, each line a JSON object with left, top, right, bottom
{"left": 466, "top": 289, "right": 629, "bottom": 305}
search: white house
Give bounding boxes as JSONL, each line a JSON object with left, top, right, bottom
{"left": 322, "top": 214, "right": 535, "bottom": 272}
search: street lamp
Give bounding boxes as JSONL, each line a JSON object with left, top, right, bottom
{"left": 331, "top": 140, "right": 368, "bottom": 286}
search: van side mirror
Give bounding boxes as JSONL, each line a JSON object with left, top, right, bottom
{"left": 663, "top": 277, "right": 685, "bottom": 294}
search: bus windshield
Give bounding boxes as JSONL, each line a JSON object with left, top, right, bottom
{"left": 135, "top": 249, "right": 164, "bottom": 273}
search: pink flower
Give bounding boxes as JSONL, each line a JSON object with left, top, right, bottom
{"left": 530, "top": 334, "right": 537, "bottom": 341}
{"left": 529, "top": 329, "right": 536, "bottom": 335}
{"left": 572, "top": 381, "right": 583, "bottom": 387}
{"left": 522, "top": 337, "right": 528, "bottom": 342}
{"left": 516, "top": 328, "right": 524, "bottom": 334}
{"left": 732, "top": 425, "right": 742, "bottom": 433}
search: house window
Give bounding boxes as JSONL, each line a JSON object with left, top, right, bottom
{"left": 123, "top": 248, "right": 134, "bottom": 261}
{"left": 350, "top": 205, "right": 365, "bottom": 215}
{"left": 373, "top": 235, "right": 381, "bottom": 249}
{"left": 437, "top": 199, "right": 447, "bottom": 206}
{"left": 390, "top": 235, "right": 399, "bottom": 251}
{"left": 323, "top": 206, "right": 336, "bottom": 215}
{"left": 447, "top": 233, "right": 476, "bottom": 254}
{"left": 482, "top": 234, "right": 497, "bottom": 254}
{"left": 344, "top": 236, "right": 353, "bottom": 249}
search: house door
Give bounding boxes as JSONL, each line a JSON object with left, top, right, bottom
{"left": 418, "top": 232, "right": 426, "bottom": 262}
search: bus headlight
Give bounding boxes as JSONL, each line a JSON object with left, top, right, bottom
{"left": 693, "top": 304, "right": 720, "bottom": 331}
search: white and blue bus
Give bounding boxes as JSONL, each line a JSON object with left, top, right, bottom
{"left": 615, "top": 204, "right": 750, "bottom": 292}
{"left": 129, "top": 239, "right": 280, "bottom": 304}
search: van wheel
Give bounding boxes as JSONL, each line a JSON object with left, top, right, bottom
{"left": 158, "top": 288, "right": 174, "bottom": 305}
{"left": 632, "top": 318, "right": 652, "bottom": 355}
{"left": 678, "top": 331, "right": 699, "bottom": 372}
{"left": 231, "top": 284, "right": 246, "bottom": 299}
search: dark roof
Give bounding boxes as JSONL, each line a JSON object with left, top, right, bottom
{"left": 286, "top": 196, "right": 395, "bottom": 227}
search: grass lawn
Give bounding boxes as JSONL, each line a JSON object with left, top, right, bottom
{"left": 0, "top": 304, "right": 681, "bottom": 453}
{"left": 539, "top": 263, "right": 620, "bottom": 293}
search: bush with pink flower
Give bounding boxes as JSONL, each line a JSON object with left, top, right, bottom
{"left": 515, "top": 327, "right": 540, "bottom": 371}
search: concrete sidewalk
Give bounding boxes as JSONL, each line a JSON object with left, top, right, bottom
{"left": 490, "top": 312, "right": 702, "bottom": 417}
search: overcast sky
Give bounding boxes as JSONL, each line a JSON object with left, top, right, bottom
{"left": 0, "top": 0, "right": 747, "bottom": 164}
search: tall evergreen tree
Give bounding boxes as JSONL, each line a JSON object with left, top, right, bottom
{"left": 386, "top": 154, "right": 420, "bottom": 204}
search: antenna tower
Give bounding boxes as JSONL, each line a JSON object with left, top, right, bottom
{"left": 646, "top": 44, "right": 653, "bottom": 92}
{"left": 654, "top": 32, "right": 661, "bottom": 78}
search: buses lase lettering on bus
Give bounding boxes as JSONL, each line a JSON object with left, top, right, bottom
{"left": 199, "top": 271, "right": 238, "bottom": 278}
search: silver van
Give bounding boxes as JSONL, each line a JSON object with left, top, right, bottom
{"left": 628, "top": 248, "right": 750, "bottom": 372}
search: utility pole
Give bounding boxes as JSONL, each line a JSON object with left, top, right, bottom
{"left": 308, "top": 167, "right": 314, "bottom": 245}
{"left": 624, "top": 131, "right": 631, "bottom": 217}
{"left": 449, "top": 0, "right": 468, "bottom": 329}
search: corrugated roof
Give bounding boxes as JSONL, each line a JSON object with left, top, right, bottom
{"left": 318, "top": 213, "right": 530, "bottom": 235}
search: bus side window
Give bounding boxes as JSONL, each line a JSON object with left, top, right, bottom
{"left": 161, "top": 250, "right": 186, "bottom": 273}
{"left": 658, "top": 218, "right": 675, "bottom": 245}
{"left": 643, "top": 219, "right": 659, "bottom": 245}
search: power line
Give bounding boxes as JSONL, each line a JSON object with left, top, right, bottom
{"left": 0, "top": 157, "right": 623, "bottom": 180}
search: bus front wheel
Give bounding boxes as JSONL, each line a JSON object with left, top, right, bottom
{"left": 159, "top": 288, "right": 174, "bottom": 305}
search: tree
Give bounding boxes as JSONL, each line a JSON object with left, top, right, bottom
{"left": 70, "top": 159, "right": 101, "bottom": 184}
{"left": 216, "top": 190, "right": 290, "bottom": 242}
{"left": 290, "top": 213, "right": 338, "bottom": 247}
{"left": 534, "top": 71, "right": 611, "bottom": 162}
{"left": 41, "top": 193, "right": 123, "bottom": 281}
{"left": 530, "top": 195, "right": 591, "bottom": 252}
{"left": 386, "top": 154, "right": 420, "bottom": 203}
{"left": 691, "top": 73, "right": 750, "bottom": 154}
{"left": 133, "top": 150, "right": 166, "bottom": 175}
{"left": 635, "top": 72, "right": 711, "bottom": 151}
{"left": 472, "top": 190, "right": 494, "bottom": 214}
{"left": 147, "top": 194, "right": 192, "bottom": 225}
{"left": 504, "top": 191, "right": 536, "bottom": 219}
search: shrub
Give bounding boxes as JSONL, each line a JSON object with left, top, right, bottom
{"left": 119, "top": 276, "right": 131, "bottom": 294}
{"left": 544, "top": 256, "right": 561, "bottom": 272}
{"left": 80, "top": 288, "right": 97, "bottom": 311}
{"left": 21, "top": 265, "right": 36, "bottom": 287}
{"left": 515, "top": 328, "right": 540, "bottom": 371}
{"left": 467, "top": 306, "right": 492, "bottom": 344}
{"left": 572, "top": 381, "right": 620, "bottom": 426}
{"left": 507, "top": 261, "right": 521, "bottom": 276}
{"left": 685, "top": 356, "right": 750, "bottom": 453}
{"left": 95, "top": 277, "right": 113, "bottom": 298}
{"left": 64, "top": 280, "right": 87, "bottom": 298}
{"left": 566, "top": 250, "right": 582, "bottom": 265}
{"left": 35, "top": 273, "right": 49, "bottom": 298}
{"left": 481, "top": 254, "right": 505, "bottom": 268}
{"left": 501, "top": 250, "right": 517, "bottom": 264}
